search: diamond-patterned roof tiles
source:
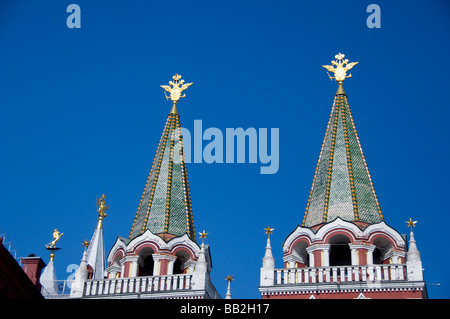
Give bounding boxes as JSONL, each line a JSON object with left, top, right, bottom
{"left": 302, "top": 91, "right": 384, "bottom": 227}
{"left": 128, "top": 112, "right": 195, "bottom": 241}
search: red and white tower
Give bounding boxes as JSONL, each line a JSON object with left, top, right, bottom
{"left": 71, "top": 74, "right": 220, "bottom": 299}
{"left": 259, "top": 53, "right": 427, "bottom": 299}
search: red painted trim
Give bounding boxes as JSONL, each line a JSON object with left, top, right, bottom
{"left": 261, "top": 289, "right": 425, "bottom": 299}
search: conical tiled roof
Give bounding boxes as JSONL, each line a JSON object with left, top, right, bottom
{"left": 302, "top": 83, "right": 384, "bottom": 227}
{"left": 128, "top": 106, "right": 195, "bottom": 241}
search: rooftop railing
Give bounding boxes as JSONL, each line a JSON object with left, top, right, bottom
{"left": 274, "top": 264, "right": 407, "bottom": 285}
{"left": 83, "top": 273, "right": 193, "bottom": 297}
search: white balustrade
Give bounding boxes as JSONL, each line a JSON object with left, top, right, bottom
{"left": 83, "top": 274, "right": 192, "bottom": 297}
{"left": 273, "top": 264, "right": 406, "bottom": 285}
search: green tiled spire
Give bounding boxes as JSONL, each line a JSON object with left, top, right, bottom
{"left": 302, "top": 87, "right": 384, "bottom": 227}
{"left": 129, "top": 111, "right": 195, "bottom": 241}
{"left": 129, "top": 75, "right": 195, "bottom": 241}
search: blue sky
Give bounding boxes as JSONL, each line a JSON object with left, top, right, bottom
{"left": 0, "top": 0, "right": 449, "bottom": 299}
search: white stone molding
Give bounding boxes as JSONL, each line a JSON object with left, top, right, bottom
{"left": 283, "top": 218, "right": 406, "bottom": 259}
{"left": 106, "top": 237, "right": 127, "bottom": 265}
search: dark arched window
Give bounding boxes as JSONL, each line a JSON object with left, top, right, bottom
{"left": 373, "top": 247, "right": 382, "bottom": 264}
{"left": 329, "top": 235, "right": 351, "bottom": 266}
{"left": 141, "top": 255, "right": 154, "bottom": 276}
{"left": 173, "top": 258, "right": 183, "bottom": 274}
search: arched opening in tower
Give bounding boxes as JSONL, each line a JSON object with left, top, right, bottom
{"left": 373, "top": 247, "right": 382, "bottom": 264}
{"left": 173, "top": 258, "right": 183, "bottom": 274}
{"left": 329, "top": 235, "right": 351, "bottom": 266}
{"left": 173, "top": 249, "right": 191, "bottom": 274}
{"left": 137, "top": 247, "right": 156, "bottom": 277}
{"left": 141, "top": 255, "right": 154, "bottom": 276}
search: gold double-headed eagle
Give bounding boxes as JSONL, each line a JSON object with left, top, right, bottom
{"left": 97, "top": 194, "right": 109, "bottom": 219}
{"left": 322, "top": 53, "right": 358, "bottom": 83}
{"left": 160, "top": 74, "right": 193, "bottom": 104}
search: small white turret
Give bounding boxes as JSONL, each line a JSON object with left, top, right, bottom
{"left": 260, "top": 227, "right": 275, "bottom": 286}
{"left": 225, "top": 274, "right": 233, "bottom": 299}
{"left": 406, "top": 219, "right": 423, "bottom": 281}
{"left": 70, "top": 242, "right": 90, "bottom": 298}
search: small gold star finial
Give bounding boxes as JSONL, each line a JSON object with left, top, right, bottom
{"left": 322, "top": 53, "right": 358, "bottom": 84}
{"left": 160, "top": 74, "right": 193, "bottom": 114}
{"left": 226, "top": 274, "right": 234, "bottom": 283}
{"left": 82, "top": 240, "right": 90, "bottom": 251}
{"left": 406, "top": 218, "right": 417, "bottom": 232}
{"left": 264, "top": 226, "right": 274, "bottom": 239}
{"left": 199, "top": 230, "right": 208, "bottom": 245}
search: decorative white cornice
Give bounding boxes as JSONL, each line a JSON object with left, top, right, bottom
{"left": 125, "top": 230, "right": 201, "bottom": 258}
{"left": 107, "top": 237, "right": 127, "bottom": 264}
{"left": 315, "top": 218, "right": 364, "bottom": 240}
{"left": 348, "top": 243, "right": 376, "bottom": 251}
{"left": 126, "top": 230, "right": 166, "bottom": 253}
{"left": 283, "top": 218, "right": 406, "bottom": 255}
{"left": 306, "top": 244, "right": 330, "bottom": 253}
{"left": 106, "top": 229, "right": 212, "bottom": 277}
{"left": 364, "top": 221, "right": 405, "bottom": 249}
{"left": 282, "top": 254, "right": 304, "bottom": 264}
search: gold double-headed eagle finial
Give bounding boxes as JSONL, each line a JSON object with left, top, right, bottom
{"left": 160, "top": 74, "right": 193, "bottom": 114}
{"left": 322, "top": 53, "right": 358, "bottom": 84}
{"left": 96, "top": 194, "right": 109, "bottom": 229}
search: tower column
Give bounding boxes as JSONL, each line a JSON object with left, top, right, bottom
{"left": 392, "top": 251, "right": 405, "bottom": 264}
{"left": 123, "top": 256, "right": 139, "bottom": 277}
{"left": 349, "top": 244, "right": 376, "bottom": 265}
{"left": 306, "top": 246, "right": 315, "bottom": 267}
{"left": 152, "top": 254, "right": 165, "bottom": 276}
{"left": 322, "top": 245, "right": 330, "bottom": 267}
{"left": 152, "top": 253, "right": 177, "bottom": 276}
{"left": 365, "top": 245, "right": 376, "bottom": 265}
{"left": 306, "top": 244, "right": 329, "bottom": 267}
{"left": 166, "top": 255, "right": 178, "bottom": 275}
{"left": 349, "top": 244, "right": 361, "bottom": 265}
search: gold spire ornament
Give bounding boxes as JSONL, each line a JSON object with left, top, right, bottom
{"left": 323, "top": 53, "right": 358, "bottom": 83}
{"left": 82, "top": 240, "right": 90, "bottom": 251}
{"left": 45, "top": 228, "right": 64, "bottom": 249}
{"left": 45, "top": 228, "right": 63, "bottom": 261}
{"left": 96, "top": 194, "right": 109, "bottom": 229}
{"left": 160, "top": 74, "right": 193, "bottom": 114}
{"left": 199, "top": 230, "right": 208, "bottom": 245}
{"left": 406, "top": 218, "right": 417, "bottom": 232}
{"left": 225, "top": 274, "right": 233, "bottom": 299}
{"left": 323, "top": 53, "right": 358, "bottom": 95}
{"left": 264, "top": 226, "right": 274, "bottom": 239}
